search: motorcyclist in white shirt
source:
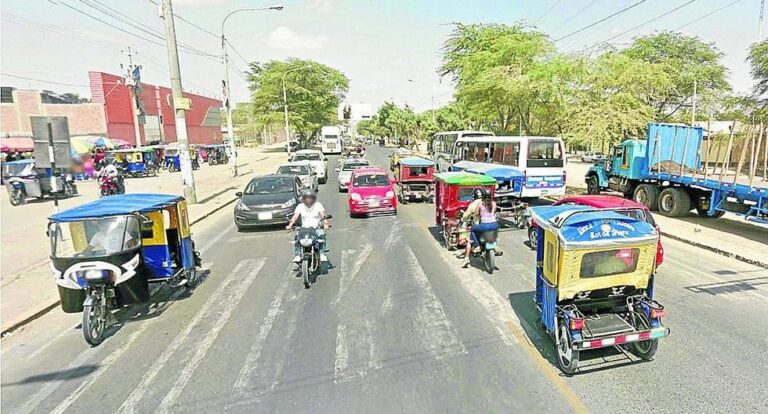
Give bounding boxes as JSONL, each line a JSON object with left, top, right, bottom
{"left": 286, "top": 190, "right": 329, "bottom": 263}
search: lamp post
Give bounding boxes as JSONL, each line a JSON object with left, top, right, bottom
{"left": 221, "top": 5, "right": 283, "bottom": 177}
{"left": 282, "top": 65, "right": 310, "bottom": 156}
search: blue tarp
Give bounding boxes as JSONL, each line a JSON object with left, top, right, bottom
{"left": 466, "top": 166, "right": 524, "bottom": 181}
{"left": 50, "top": 194, "right": 183, "bottom": 222}
{"left": 530, "top": 205, "right": 657, "bottom": 247}
{"left": 399, "top": 157, "right": 434, "bottom": 167}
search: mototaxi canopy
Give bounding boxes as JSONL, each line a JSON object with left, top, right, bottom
{"left": 434, "top": 171, "right": 497, "bottom": 187}
{"left": 529, "top": 204, "right": 658, "bottom": 249}
{"left": 399, "top": 157, "right": 435, "bottom": 167}
{"left": 50, "top": 194, "right": 184, "bottom": 223}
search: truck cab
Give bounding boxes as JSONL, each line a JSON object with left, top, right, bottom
{"left": 587, "top": 139, "right": 647, "bottom": 196}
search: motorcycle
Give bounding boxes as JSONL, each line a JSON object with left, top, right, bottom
{"left": 294, "top": 216, "right": 332, "bottom": 289}
{"left": 498, "top": 199, "right": 530, "bottom": 229}
{"left": 459, "top": 219, "right": 499, "bottom": 274}
{"left": 99, "top": 174, "right": 125, "bottom": 197}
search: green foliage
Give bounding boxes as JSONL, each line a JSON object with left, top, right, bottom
{"left": 622, "top": 32, "right": 729, "bottom": 119}
{"left": 246, "top": 59, "right": 349, "bottom": 143}
{"left": 748, "top": 40, "right": 768, "bottom": 110}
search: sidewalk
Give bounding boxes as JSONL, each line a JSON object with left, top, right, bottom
{"left": 1, "top": 145, "right": 288, "bottom": 333}
{"left": 565, "top": 160, "right": 768, "bottom": 268}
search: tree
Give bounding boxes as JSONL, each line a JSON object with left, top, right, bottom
{"left": 622, "top": 32, "right": 729, "bottom": 119}
{"left": 246, "top": 59, "right": 349, "bottom": 144}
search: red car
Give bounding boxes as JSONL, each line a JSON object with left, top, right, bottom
{"left": 348, "top": 167, "right": 397, "bottom": 217}
{"left": 528, "top": 195, "right": 664, "bottom": 267}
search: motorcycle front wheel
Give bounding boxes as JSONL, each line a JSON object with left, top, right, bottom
{"left": 484, "top": 250, "right": 495, "bottom": 274}
{"left": 82, "top": 291, "right": 107, "bottom": 346}
{"left": 301, "top": 259, "right": 311, "bottom": 289}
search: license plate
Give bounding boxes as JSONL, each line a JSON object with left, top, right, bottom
{"left": 414, "top": 194, "right": 421, "bottom": 198}
{"left": 369, "top": 200, "right": 380, "bottom": 208}
{"left": 258, "top": 212, "right": 273, "bottom": 220}
{"left": 485, "top": 242, "right": 497, "bottom": 250}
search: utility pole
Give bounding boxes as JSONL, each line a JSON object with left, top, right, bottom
{"left": 161, "top": 0, "right": 197, "bottom": 203}
{"left": 124, "top": 47, "right": 143, "bottom": 147}
{"left": 221, "top": 36, "right": 238, "bottom": 177}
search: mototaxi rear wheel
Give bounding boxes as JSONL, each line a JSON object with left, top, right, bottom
{"left": 555, "top": 318, "right": 579, "bottom": 375}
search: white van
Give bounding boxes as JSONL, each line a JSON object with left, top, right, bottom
{"left": 320, "top": 126, "right": 342, "bottom": 154}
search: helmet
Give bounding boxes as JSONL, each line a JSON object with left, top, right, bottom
{"left": 301, "top": 189, "right": 316, "bottom": 201}
{"left": 472, "top": 188, "right": 484, "bottom": 200}
{"left": 481, "top": 189, "right": 492, "bottom": 200}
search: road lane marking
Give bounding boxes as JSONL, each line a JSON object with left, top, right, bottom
{"left": 334, "top": 322, "right": 350, "bottom": 381}
{"left": 116, "top": 259, "right": 261, "bottom": 414}
{"left": 233, "top": 264, "right": 292, "bottom": 392}
{"left": 333, "top": 244, "right": 373, "bottom": 306}
{"left": 156, "top": 259, "right": 266, "bottom": 414}
{"left": 405, "top": 246, "right": 467, "bottom": 360}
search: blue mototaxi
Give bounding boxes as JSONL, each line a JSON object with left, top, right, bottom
{"left": 109, "top": 148, "right": 158, "bottom": 177}
{"left": 48, "top": 194, "right": 201, "bottom": 345}
{"left": 529, "top": 204, "right": 670, "bottom": 374}
{"left": 463, "top": 163, "right": 524, "bottom": 202}
{"left": 164, "top": 147, "right": 181, "bottom": 171}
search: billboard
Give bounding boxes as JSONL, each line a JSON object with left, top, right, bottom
{"left": 338, "top": 103, "right": 372, "bottom": 122}
{"left": 31, "top": 116, "right": 73, "bottom": 168}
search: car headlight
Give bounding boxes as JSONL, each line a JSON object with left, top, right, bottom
{"left": 386, "top": 191, "right": 395, "bottom": 198}
{"left": 281, "top": 198, "right": 296, "bottom": 209}
{"left": 236, "top": 202, "right": 250, "bottom": 211}
{"left": 350, "top": 193, "right": 362, "bottom": 201}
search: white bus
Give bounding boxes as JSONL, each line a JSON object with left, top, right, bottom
{"left": 450, "top": 135, "right": 566, "bottom": 198}
{"left": 430, "top": 130, "right": 494, "bottom": 172}
{"left": 320, "top": 126, "right": 342, "bottom": 154}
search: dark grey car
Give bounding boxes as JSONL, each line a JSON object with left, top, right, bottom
{"left": 234, "top": 174, "right": 302, "bottom": 230}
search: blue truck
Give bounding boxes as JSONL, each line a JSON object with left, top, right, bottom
{"left": 586, "top": 123, "right": 768, "bottom": 224}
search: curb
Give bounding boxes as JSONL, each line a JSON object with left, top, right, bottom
{"left": 660, "top": 231, "right": 768, "bottom": 270}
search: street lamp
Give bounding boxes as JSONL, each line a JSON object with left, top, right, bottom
{"left": 221, "top": 4, "right": 283, "bottom": 177}
{"left": 282, "top": 65, "right": 310, "bottom": 156}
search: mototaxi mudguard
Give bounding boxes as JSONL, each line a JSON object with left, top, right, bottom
{"left": 54, "top": 250, "right": 151, "bottom": 313}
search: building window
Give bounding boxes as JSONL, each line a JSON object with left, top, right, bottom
{"left": 1, "top": 87, "right": 14, "bottom": 103}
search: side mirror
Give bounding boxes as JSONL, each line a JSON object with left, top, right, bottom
{"left": 334, "top": 168, "right": 340, "bottom": 172}
{"left": 324, "top": 157, "right": 328, "bottom": 161}
{"left": 311, "top": 171, "right": 317, "bottom": 176}
{"left": 236, "top": 191, "right": 243, "bottom": 198}
{"left": 325, "top": 214, "right": 333, "bottom": 220}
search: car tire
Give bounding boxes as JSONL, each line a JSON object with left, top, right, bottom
{"left": 586, "top": 175, "right": 601, "bottom": 195}
{"left": 633, "top": 184, "right": 660, "bottom": 211}
{"left": 657, "top": 187, "right": 691, "bottom": 217}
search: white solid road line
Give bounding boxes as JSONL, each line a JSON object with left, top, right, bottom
{"left": 405, "top": 247, "right": 467, "bottom": 359}
{"left": 233, "top": 264, "right": 292, "bottom": 392}
{"left": 156, "top": 259, "right": 266, "bottom": 414}
{"left": 116, "top": 259, "right": 262, "bottom": 414}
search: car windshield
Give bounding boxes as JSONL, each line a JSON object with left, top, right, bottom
{"left": 245, "top": 177, "right": 294, "bottom": 194}
{"left": 50, "top": 216, "right": 141, "bottom": 258}
{"left": 343, "top": 161, "right": 369, "bottom": 171}
{"left": 293, "top": 153, "right": 321, "bottom": 161}
{"left": 277, "top": 165, "right": 310, "bottom": 175}
{"left": 353, "top": 173, "right": 389, "bottom": 187}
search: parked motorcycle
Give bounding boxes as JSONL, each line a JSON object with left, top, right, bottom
{"left": 294, "top": 216, "right": 332, "bottom": 289}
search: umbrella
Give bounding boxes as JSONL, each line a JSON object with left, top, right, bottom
{"left": 0, "top": 137, "right": 34, "bottom": 152}
{"left": 91, "top": 136, "right": 117, "bottom": 148}
{"left": 111, "top": 138, "right": 132, "bottom": 148}
{"left": 70, "top": 137, "right": 95, "bottom": 154}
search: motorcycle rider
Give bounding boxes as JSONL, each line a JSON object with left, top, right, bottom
{"left": 286, "top": 190, "right": 329, "bottom": 264}
{"left": 459, "top": 188, "right": 498, "bottom": 268}
{"left": 99, "top": 161, "right": 122, "bottom": 195}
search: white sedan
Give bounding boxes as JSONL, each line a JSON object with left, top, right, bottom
{"left": 290, "top": 149, "right": 328, "bottom": 184}
{"left": 335, "top": 159, "right": 370, "bottom": 192}
{"left": 276, "top": 162, "right": 318, "bottom": 192}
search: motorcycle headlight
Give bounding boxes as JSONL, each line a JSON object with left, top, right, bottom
{"left": 281, "top": 198, "right": 296, "bottom": 209}
{"left": 80, "top": 269, "right": 109, "bottom": 281}
{"left": 350, "top": 193, "right": 362, "bottom": 201}
{"left": 386, "top": 191, "right": 395, "bottom": 198}
{"left": 299, "top": 237, "right": 314, "bottom": 247}
{"left": 236, "top": 202, "right": 250, "bottom": 211}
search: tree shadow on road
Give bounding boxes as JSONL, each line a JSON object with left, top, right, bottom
{"left": 2, "top": 365, "right": 97, "bottom": 386}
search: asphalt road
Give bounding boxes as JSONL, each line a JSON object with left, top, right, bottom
{"left": 2, "top": 147, "right": 766, "bottom": 413}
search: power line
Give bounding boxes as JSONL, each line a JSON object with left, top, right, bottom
{"left": 533, "top": 0, "right": 563, "bottom": 25}
{"left": 555, "top": 0, "right": 647, "bottom": 42}
{"left": 1, "top": 73, "right": 90, "bottom": 88}
{"left": 580, "top": 0, "right": 698, "bottom": 53}
{"left": 673, "top": 0, "right": 744, "bottom": 31}
{"left": 556, "top": 0, "right": 599, "bottom": 28}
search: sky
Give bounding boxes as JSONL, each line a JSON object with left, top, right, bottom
{"left": 0, "top": 0, "right": 759, "bottom": 113}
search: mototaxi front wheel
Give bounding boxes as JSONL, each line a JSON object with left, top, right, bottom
{"left": 82, "top": 293, "right": 107, "bottom": 346}
{"left": 9, "top": 189, "right": 25, "bottom": 206}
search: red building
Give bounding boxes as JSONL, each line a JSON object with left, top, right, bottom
{"left": 89, "top": 72, "right": 222, "bottom": 145}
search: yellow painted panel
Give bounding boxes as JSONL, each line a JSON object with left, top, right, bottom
{"left": 543, "top": 230, "right": 559, "bottom": 285}
{"left": 128, "top": 152, "right": 142, "bottom": 162}
{"left": 558, "top": 242, "right": 656, "bottom": 300}
{"left": 177, "top": 201, "right": 190, "bottom": 237}
{"left": 142, "top": 210, "right": 167, "bottom": 246}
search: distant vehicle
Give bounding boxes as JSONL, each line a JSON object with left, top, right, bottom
{"left": 290, "top": 149, "right": 328, "bottom": 184}
{"left": 338, "top": 152, "right": 364, "bottom": 167}
{"left": 586, "top": 123, "right": 768, "bottom": 223}
{"left": 429, "top": 130, "right": 495, "bottom": 172}
{"left": 285, "top": 140, "right": 300, "bottom": 152}
{"left": 234, "top": 174, "right": 303, "bottom": 230}
{"left": 336, "top": 159, "right": 370, "bottom": 192}
{"left": 527, "top": 195, "right": 664, "bottom": 268}
{"left": 277, "top": 162, "right": 318, "bottom": 192}
{"left": 580, "top": 152, "right": 605, "bottom": 163}
{"left": 320, "top": 126, "right": 342, "bottom": 154}
{"left": 348, "top": 167, "right": 397, "bottom": 217}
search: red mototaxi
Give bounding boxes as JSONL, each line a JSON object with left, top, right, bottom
{"left": 434, "top": 171, "right": 497, "bottom": 250}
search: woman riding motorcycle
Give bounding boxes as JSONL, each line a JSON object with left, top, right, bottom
{"left": 286, "top": 190, "right": 329, "bottom": 263}
{"left": 458, "top": 188, "right": 498, "bottom": 268}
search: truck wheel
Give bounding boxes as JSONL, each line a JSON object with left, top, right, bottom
{"left": 586, "top": 175, "right": 600, "bottom": 195}
{"left": 633, "top": 184, "right": 660, "bottom": 210}
{"left": 658, "top": 187, "right": 691, "bottom": 217}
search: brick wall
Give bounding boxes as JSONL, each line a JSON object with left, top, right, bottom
{"left": 0, "top": 89, "right": 106, "bottom": 137}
